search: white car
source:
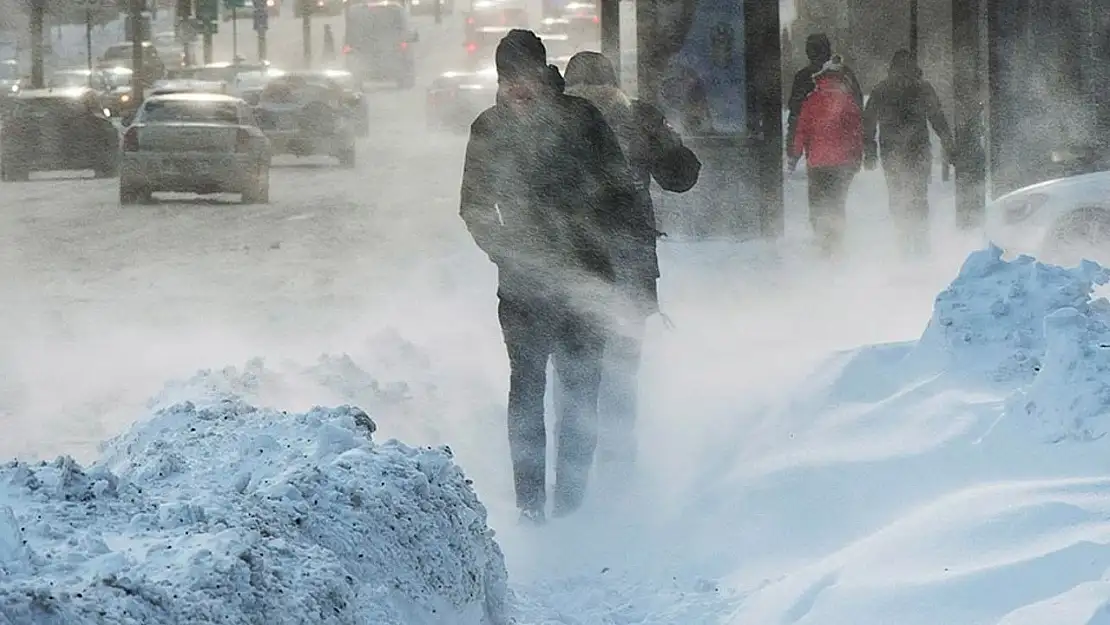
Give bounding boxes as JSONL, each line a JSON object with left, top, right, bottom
{"left": 119, "top": 93, "right": 272, "bottom": 205}
{"left": 985, "top": 170, "right": 1110, "bottom": 266}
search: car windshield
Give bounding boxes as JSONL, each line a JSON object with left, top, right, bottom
{"left": 102, "top": 45, "right": 132, "bottom": 61}
{"left": 14, "top": 98, "right": 87, "bottom": 120}
{"left": 140, "top": 99, "right": 240, "bottom": 124}
{"left": 102, "top": 70, "right": 132, "bottom": 88}
{"left": 346, "top": 6, "right": 406, "bottom": 42}
{"left": 260, "top": 80, "right": 327, "bottom": 104}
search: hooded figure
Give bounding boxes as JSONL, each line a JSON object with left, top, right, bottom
{"left": 563, "top": 50, "right": 700, "bottom": 483}
{"left": 863, "top": 49, "right": 954, "bottom": 256}
{"left": 459, "top": 30, "right": 640, "bottom": 525}
{"left": 786, "top": 33, "right": 863, "bottom": 153}
{"left": 789, "top": 55, "right": 864, "bottom": 257}
{"left": 323, "top": 25, "right": 336, "bottom": 62}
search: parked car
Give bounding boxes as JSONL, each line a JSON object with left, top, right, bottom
{"left": 985, "top": 169, "right": 1110, "bottom": 268}
{"left": 0, "top": 87, "right": 119, "bottom": 181}
{"left": 282, "top": 69, "right": 369, "bottom": 136}
{"left": 253, "top": 74, "right": 357, "bottom": 167}
{"left": 343, "top": 1, "right": 418, "bottom": 89}
{"left": 0, "top": 60, "right": 25, "bottom": 114}
{"left": 119, "top": 92, "right": 271, "bottom": 204}
{"left": 425, "top": 65, "right": 496, "bottom": 131}
{"left": 98, "top": 41, "right": 166, "bottom": 85}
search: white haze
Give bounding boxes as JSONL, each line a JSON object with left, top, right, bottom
{"left": 0, "top": 3, "right": 999, "bottom": 622}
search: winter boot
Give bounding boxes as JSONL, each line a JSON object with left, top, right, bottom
{"left": 518, "top": 507, "right": 546, "bottom": 526}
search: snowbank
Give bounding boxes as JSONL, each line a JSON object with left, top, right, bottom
{"left": 718, "top": 246, "right": 1110, "bottom": 625}
{"left": 0, "top": 369, "right": 508, "bottom": 625}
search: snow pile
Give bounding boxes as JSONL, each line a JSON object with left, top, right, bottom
{"left": 0, "top": 374, "right": 508, "bottom": 625}
{"left": 913, "top": 245, "right": 1110, "bottom": 384}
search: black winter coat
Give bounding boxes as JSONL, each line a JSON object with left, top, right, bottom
{"left": 459, "top": 68, "right": 640, "bottom": 309}
{"left": 862, "top": 70, "right": 953, "bottom": 166}
{"left": 564, "top": 83, "right": 700, "bottom": 316}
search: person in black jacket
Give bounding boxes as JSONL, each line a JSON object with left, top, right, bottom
{"left": 786, "top": 33, "right": 863, "bottom": 154}
{"left": 563, "top": 50, "right": 700, "bottom": 485}
{"left": 862, "top": 49, "right": 954, "bottom": 256}
{"left": 459, "top": 31, "right": 639, "bottom": 524}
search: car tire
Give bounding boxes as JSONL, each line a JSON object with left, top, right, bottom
{"left": 1042, "top": 206, "right": 1110, "bottom": 267}
{"left": 1, "top": 161, "right": 29, "bottom": 182}
{"left": 337, "top": 146, "right": 356, "bottom": 169}
{"left": 241, "top": 163, "right": 270, "bottom": 204}
{"left": 120, "top": 183, "right": 151, "bottom": 205}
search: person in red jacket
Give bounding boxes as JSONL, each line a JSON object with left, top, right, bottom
{"left": 788, "top": 55, "right": 864, "bottom": 257}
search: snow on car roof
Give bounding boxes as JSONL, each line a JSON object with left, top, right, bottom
{"left": 146, "top": 91, "right": 240, "bottom": 103}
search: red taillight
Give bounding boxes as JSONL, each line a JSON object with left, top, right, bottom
{"left": 592, "top": 15, "right": 599, "bottom": 23}
{"left": 465, "top": 42, "right": 477, "bottom": 53}
{"left": 466, "top": 16, "right": 473, "bottom": 24}
{"left": 236, "top": 128, "right": 251, "bottom": 152}
{"left": 122, "top": 127, "right": 139, "bottom": 151}
{"left": 400, "top": 41, "right": 408, "bottom": 50}
{"left": 343, "top": 44, "right": 352, "bottom": 54}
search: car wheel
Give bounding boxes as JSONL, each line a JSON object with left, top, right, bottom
{"left": 337, "top": 146, "right": 356, "bottom": 169}
{"left": 2, "top": 161, "right": 29, "bottom": 182}
{"left": 241, "top": 163, "right": 270, "bottom": 204}
{"left": 1042, "top": 206, "right": 1110, "bottom": 267}
{"left": 120, "top": 180, "right": 152, "bottom": 204}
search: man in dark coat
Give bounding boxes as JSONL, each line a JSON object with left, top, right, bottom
{"left": 562, "top": 50, "right": 700, "bottom": 484}
{"left": 459, "top": 30, "right": 639, "bottom": 524}
{"left": 786, "top": 33, "right": 863, "bottom": 153}
{"left": 862, "top": 49, "right": 954, "bottom": 256}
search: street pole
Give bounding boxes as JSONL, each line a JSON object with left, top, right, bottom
{"left": 600, "top": 0, "right": 618, "bottom": 77}
{"left": 433, "top": 0, "right": 441, "bottom": 24}
{"left": 130, "top": 0, "right": 144, "bottom": 103}
{"left": 258, "top": 28, "right": 266, "bottom": 62}
{"left": 953, "top": 0, "right": 985, "bottom": 228}
{"left": 909, "top": 0, "right": 919, "bottom": 60}
{"left": 302, "top": 15, "right": 312, "bottom": 67}
{"left": 232, "top": 11, "right": 238, "bottom": 60}
{"left": 86, "top": 8, "right": 93, "bottom": 84}
{"left": 30, "top": 0, "right": 44, "bottom": 88}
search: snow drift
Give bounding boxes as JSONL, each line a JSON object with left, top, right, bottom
{"left": 0, "top": 373, "right": 508, "bottom": 625}
{"left": 719, "top": 246, "right": 1110, "bottom": 625}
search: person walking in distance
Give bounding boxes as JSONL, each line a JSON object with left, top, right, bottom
{"left": 786, "top": 33, "right": 863, "bottom": 153}
{"left": 562, "top": 50, "right": 700, "bottom": 484}
{"left": 862, "top": 49, "right": 954, "bottom": 256}
{"left": 788, "top": 55, "right": 865, "bottom": 257}
{"left": 459, "top": 30, "right": 639, "bottom": 524}
{"left": 322, "top": 25, "right": 337, "bottom": 63}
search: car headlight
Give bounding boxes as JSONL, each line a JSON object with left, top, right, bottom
{"left": 458, "top": 84, "right": 485, "bottom": 91}
{"left": 120, "top": 94, "right": 131, "bottom": 102}
{"left": 1004, "top": 192, "right": 1049, "bottom": 225}
{"left": 9, "top": 84, "right": 17, "bottom": 93}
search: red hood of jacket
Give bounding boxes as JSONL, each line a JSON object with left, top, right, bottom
{"left": 790, "top": 74, "right": 864, "bottom": 168}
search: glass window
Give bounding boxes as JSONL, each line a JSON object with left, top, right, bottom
{"left": 140, "top": 99, "right": 240, "bottom": 124}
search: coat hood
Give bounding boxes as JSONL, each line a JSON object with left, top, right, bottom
{"left": 564, "top": 83, "right": 631, "bottom": 121}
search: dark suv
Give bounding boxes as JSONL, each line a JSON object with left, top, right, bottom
{"left": 343, "top": 2, "right": 418, "bottom": 89}
{"left": 0, "top": 88, "right": 119, "bottom": 181}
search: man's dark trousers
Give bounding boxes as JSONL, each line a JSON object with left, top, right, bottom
{"left": 499, "top": 296, "right": 606, "bottom": 516}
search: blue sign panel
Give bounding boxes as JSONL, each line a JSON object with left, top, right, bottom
{"left": 654, "top": 0, "right": 746, "bottom": 137}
